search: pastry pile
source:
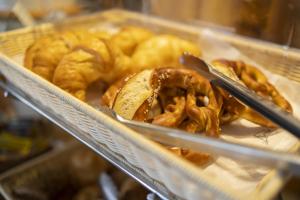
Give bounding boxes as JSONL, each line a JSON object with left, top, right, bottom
{"left": 24, "top": 26, "right": 292, "bottom": 166}
{"left": 24, "top": 27, "right": 200, "bottom": 101}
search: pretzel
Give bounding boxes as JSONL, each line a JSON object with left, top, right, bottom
{"left": 150, "top": 68, "right": 220, "bottom": 137}
{"left": 152, "top": 96, "right": 186, "bottom": 127}
{"left": 102, "top": 68, "right": 221, "bottom": 166}
{"left": 102, "top": 67, "right": 220, "bottom": 137}
{"left": 168, "top": 147, "right": 212, "bottom": 166}
{"left": 212, "top": 59, "right": 292, "bottom": 127}
{"left": 101, "top": 74, "right": 135, "bottom": 108}
{"left": 179, "top": 119, "right": 202, "bottom": 133}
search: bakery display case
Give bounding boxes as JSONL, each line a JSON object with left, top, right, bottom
{"left": 1, "top": 1, "right": 300, "bottom": 199}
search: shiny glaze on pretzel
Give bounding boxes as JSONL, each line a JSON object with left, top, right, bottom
{"left": 151, "top": 68, "right": 220, "bottom": 137}
{"left": 212, "top": 59, "right": 292, "bottom": 127}
{"left": 102, "top": 67, "right": 220, "bottom": 137}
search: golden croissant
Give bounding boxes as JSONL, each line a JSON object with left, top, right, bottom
{"left": 24, "top": 31, "right": 85, "bottom": 81}
{"left": 53, "top": 37, "right": 132, "bottom": 101}
{"left": 111, "top": 26, "right": 153, "bottom": 56}
{"left": 132, "top": 35, "right": 201, "bottom": 71}
{"left": 24, "top": 27, "right": 203, "bottom": 103}
{"left": 24, "top": 30, "right": 111, "bottom": 81}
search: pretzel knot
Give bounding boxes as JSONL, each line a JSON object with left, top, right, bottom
{"left": 102, "top": 67, "right": 220, "bottom": 137}
{"left": 212, "top": 59, "right": 292, "bottom": 127}
{"left": 150, "top": 68, "right": 220, "bottom": 137}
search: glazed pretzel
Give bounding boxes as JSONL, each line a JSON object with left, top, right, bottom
{"left": 212, "top": 59, "right": 292, "bottom": 127}
{"left": 150, "top": 68, "right": 220, "bottom": 137}
{"left": 102, "top": 67, "right": 220, "bottom": 137}
{"left": 152, "top": 96, "right": 186, "bottom": 127}
{"left": 101, "top": 68, "right": 220, "bottom": 166}
{"left": 101, "top": 74, "right": 135, "bottom": 108}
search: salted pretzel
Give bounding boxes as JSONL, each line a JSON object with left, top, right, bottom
{"left": 212, "top": 59, "right": 292, "bottom": 127}
{"left": 102, "top": 67, "right": 220, "bottom": 137}
{"left": 101, "top": 67, "right": 220, "bottom": 166}
{"left": 152, "top": 96, "right": 186, "bottom": 127}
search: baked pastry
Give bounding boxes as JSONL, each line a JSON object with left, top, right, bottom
{"left": 24, "top": 31, "right": 86, "bottom": 81}
{"left": 132, "top": 35, "right": 201, "bottom": 71}
{"left": 103, "top": 67, "right": 220, "bottom": 137}
{"left": 24, "top": 27, "right": 203, "bottom": 103}
{"left": 110, "top": 26, "right": 154, "bottom": 56}
{"left": 212, "top": 59, "right": 292, "bottom": 127}
{"left": 102, "top": 67, "right": 219, "bottom": 165}
{"left": 169, "top": 147, "right": 212, "bottom": 166}
{"left": 53, "top": 38, "right": 132, "bottom": 101}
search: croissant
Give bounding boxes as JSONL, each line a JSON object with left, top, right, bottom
{"left": 110, "top": 26, "right": 153, "bottom": 56}
{"left": 24, "top": 30, "right": 111, "bottom": 81}
{"left": 132, "top": 35, "right": 201, "bottom": 71}
{"left": 53, "top": 37, "right": 132, "bottom": 101}
{"left": 24, "top": 31, "right": 85, "bottom": 81}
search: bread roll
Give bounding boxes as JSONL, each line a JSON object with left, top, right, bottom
{"left": 132, "top": 35, "right": 201, "bottom": 71}
{"left": 111, "top": 26, "right": 153, "bottom": 56}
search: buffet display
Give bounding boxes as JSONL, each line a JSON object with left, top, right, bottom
{"left": 1, "top": 10, "right": 299, "bottom": 199}
{"left": 23, "top": 26, "right": 293, "bottom": 166}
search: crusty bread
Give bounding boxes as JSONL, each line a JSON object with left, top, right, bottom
{"left": 113, "top": 69, "right": 154, "bottom": 119}
{"left": 132, "top": 35, "right": 201, "bottom": 71}
{"left": 110, "top": 26, "right": 154, "bottom": 56}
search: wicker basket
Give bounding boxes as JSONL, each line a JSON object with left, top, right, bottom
{"left": 0, "top": 9, "right": 299, "bottom": 200}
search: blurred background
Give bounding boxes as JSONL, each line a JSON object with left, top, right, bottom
{"left": 148, "top": 0, "right": 300, "bottom": 48}
{"left": 1, "top": 0, "right": 300, "bottom": 48}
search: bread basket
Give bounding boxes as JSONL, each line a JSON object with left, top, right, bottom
{"left": 1, "top": 9, "right": 300, "bottom": 200}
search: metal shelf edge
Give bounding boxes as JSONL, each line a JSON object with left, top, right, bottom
{"left": 0, "top": 81, "right": 174, "bottom": 200}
